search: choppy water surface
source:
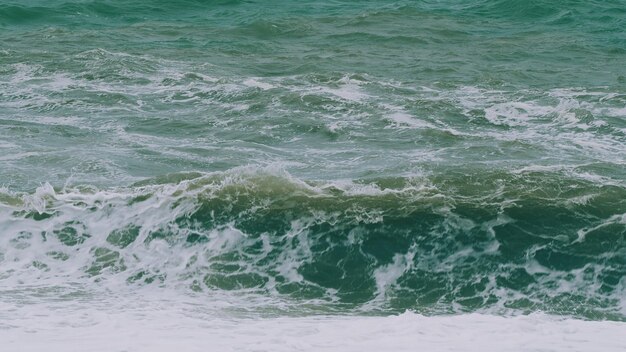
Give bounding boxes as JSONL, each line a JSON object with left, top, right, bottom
{"left": 1, "top": 0, "right": 625, "bottom": 336}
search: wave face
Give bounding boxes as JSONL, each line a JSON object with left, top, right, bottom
{"left": 1, "top": 168, "right": 625, "bottom": 320}
{"left": 1, "top": 0, "right": 625, "bottom": 325}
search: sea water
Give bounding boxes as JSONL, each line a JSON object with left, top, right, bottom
{"left": 1, "top": 1, "right": 625, "bottom": 350}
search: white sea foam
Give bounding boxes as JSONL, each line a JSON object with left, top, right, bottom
{"left": 0, "top": 294, "right": 624, "bottom": 352}
{"left": 373, "top": 248, "right": 415, "bottom": 298}
{"left": 243, "top": 78, "right": 274, "bottom": 90}
{"left": 382, "top": 108, "right": 436, "bottom": 129}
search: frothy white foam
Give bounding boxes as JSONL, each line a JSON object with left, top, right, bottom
{"left": 381, "top": 105, "right": 436, "bottom": 129}
{"left": 243, "top": 78, "right": 274, "bottom": 90}
{"left": 0, "top": 295, "right": 624, "bottom": 352}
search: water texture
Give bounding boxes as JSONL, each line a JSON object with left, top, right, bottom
{"left": 1, "top": 0, "right": 625, "bottom": 324}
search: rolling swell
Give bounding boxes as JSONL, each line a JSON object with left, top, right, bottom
{"left": 1, "top": 168, "right": 625, "bottom": 320}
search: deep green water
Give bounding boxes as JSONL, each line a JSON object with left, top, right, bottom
{"left": 1, "top": 0, "right": 625, "bottom": 321}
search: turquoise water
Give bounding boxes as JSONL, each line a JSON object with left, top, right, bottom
{"left": 1, "top": 1, "right": 625, "bottom": 321}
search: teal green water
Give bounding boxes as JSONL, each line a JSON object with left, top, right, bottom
{"left": 0, "top": 1, "right": 625, "bottom": 321}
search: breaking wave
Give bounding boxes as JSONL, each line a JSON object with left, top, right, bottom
{"left": 1, "top": 167, "right": 625, "bottom": 320}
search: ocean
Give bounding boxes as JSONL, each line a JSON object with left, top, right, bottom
{"left": 1, "top": 1, "right": 625, "bottom": 350}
